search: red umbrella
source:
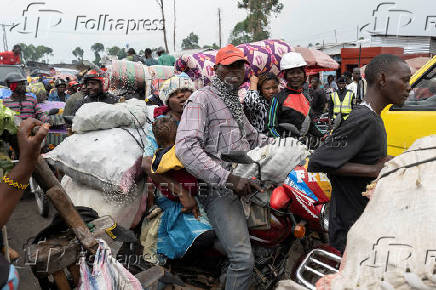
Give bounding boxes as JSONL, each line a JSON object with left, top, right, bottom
{"left": 293, "top": 47, "right": 339, "bottom": 71}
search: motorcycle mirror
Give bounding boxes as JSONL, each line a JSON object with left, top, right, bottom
{"left": 48, "top": 108, "right": 60, "bottom": 116}
{"left": 63, "top": 115, "right": 73, "bottom": 125}
{"left": 278, "top": 123, "right": 300, "bottom": 136}
{"left": 221, "top": 151, "right": 254, "bottom": 164}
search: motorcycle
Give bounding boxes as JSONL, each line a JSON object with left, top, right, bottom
{"left": 275, "top": 122, "right": 342, "bottom": 289}
{"left": 313, "top": 112, "right": 331, "bottom": 136}
{"left": 150, "top": 150, "right": 340, "bottom": 290}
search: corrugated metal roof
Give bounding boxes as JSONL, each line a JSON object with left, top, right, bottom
{"left": 370, "top": 35, "right": 436, "bottom": 54}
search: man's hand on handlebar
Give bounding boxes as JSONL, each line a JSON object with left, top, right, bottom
{"left": 226, "top": 173, "right": 263, "bottom": 196}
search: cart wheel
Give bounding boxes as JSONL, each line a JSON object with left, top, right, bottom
{"left": 30, "top": 177, "right": 49, "bottom": 218}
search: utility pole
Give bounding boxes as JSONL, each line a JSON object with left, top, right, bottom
{"left": 173, "top": 0, "right": 176, "bottom": 52}
{"left": 334, "top": 29, "right": 337, "bottom": 43}
{"left": 1, "top": 24, "right": 9, "bottom": 51}
{"left": 218, "top": 8, "right": 222, "bottom": 48}
{"left": 156, "top": 0, "right": 169, "bottom": 53}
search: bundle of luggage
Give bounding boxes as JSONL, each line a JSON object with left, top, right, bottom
{"left": 45, "top": 99, "right": 156, "bottom": 228}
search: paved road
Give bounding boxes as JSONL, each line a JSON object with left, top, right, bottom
{"left": 5, "top": 192, "right": 54, "bottom": 290}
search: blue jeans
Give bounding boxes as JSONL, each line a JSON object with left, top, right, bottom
{"left": 200, "top": 187, "right": 254, "bottom": 290}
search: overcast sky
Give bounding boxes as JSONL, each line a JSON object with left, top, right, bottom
{"left": 1, "top": 0, "right": 435, "bottom": 63}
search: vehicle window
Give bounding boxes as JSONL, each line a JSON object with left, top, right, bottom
{"left": 390, "top": 65, "right": 436, "bottom": 111}
{"left": 0, "top": 66, "right": 25, "bottom": 85}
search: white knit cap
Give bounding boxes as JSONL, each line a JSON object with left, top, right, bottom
{"left": 159, "top": 73, "right": 195, "bottom": 104}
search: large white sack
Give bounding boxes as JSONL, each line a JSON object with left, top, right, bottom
{"left": 45, "top": 127, "right": 148, "bottom": 195}
{"left": 61, "top": 175, "right": 143, "bottom": 229}
{"left": 328, "top": 134, "right": 436, "bottom": 289}
{"left": 72, "top": 99, "right": 156, "bottom": 133}
{"left": 233, "top": 138, "right": 309, "bottom": 183}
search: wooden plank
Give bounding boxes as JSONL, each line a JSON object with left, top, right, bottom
{"left": 68, "top": 264, "right": 81, "bottom": 286}
{"left": 52, "top": 270, "right": 71, "bottom": 290}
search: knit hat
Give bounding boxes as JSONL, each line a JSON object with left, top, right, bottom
{"left": 159, "top": 73, "right": 195, "bottom": 104}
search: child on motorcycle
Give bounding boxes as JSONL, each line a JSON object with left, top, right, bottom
{"left": 150, "top": 117, "right": 199, "bottom": 218}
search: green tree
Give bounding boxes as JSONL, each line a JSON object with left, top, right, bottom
{"left": 181, "top": 32, "right": 200, "bottom": 50}
{"left": 107, "top": 46, "right": 128, "bottom": 60}
{"left": 117, "top": 48, "right": 128, "bottom": 60}
{"left": 203, "top": 43, "right": 220, "bottom": 50}
{"left": 72, "top": 47, "right": 84, "bottom": 62}
{"left": 230, "top": 0, "right": 284, "bottom": 45}
{"left": 91, "top": 43, "right": 105, "bottom": 65}
{"left": 19, "top": 43, "right": 53, "bottom": 62}
{"left": 107, "top": 46, "right": 121, "bottom": 58}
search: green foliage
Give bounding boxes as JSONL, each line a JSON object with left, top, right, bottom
{"left": 107, "top": 46, "right": 121, "bottom": 57}
{"left": 107, "top": 46, "right": 128, "bottom": 60}
{"left": 230, "top": 0, "right": 283, "bottom": 45}
{"left": 0, "top": 104, "right": 15, "bottom": 174}
{"left": 0, "top": 104, "right": 18, "bottom": 136}
{"left": 118, "top": 48, "right": 128, "bottom": 60}
{"left": 181, "top": 32, "right": 201, "bottom": 50}
{"left": 72, "top": 47, "right": 84, "bottom": 61}
{"left": 19, "top": 43, "right": 53, "bottom": 62}
{"left": 203, "top": 43, "right": 220, "bottom": 50}
{"left": 91, "top": 43, "right": 105, "bottom": 65}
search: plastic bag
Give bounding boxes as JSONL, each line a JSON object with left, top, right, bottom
{"left": 233, "top": 137, "right": 309, "bottom": 183}
{"left": 79, "top": 239, "right": 142, "bottom": 290}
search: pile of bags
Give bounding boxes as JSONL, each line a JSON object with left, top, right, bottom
{"left": 45, "top": 99, "right": 156, "bottom": 228}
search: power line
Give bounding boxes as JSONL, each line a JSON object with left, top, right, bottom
{"left": 218, "top": 8, "right": 222, "bottom": 48}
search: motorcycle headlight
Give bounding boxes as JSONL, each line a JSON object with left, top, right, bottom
{"left": 319, "top": 203, "right": 330, "bottom": 232}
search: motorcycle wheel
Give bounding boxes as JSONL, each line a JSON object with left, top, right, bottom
{"left": 30, "top": 177, "right": 49, "bottom": 218}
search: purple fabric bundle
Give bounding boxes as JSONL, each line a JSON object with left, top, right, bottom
{"left": 175, "top": 39, "right": 292, "bottom": 86}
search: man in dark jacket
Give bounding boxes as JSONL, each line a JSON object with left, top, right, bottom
{"left": 309, "top": 77, "right": 327, "bottom": 117}
{"left": 268, "top": 52, "right": 322, "bottom": 138}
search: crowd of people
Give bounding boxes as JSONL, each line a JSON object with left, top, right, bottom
{"left": 0, "top": 42, "right": 413, "bottom": 289}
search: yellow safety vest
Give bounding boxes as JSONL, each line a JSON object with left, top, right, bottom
{"left": 331, "top": 91, "right": 353, "bottom": 120}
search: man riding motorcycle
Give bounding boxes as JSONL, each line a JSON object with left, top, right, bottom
{"left": 175, "top": 44, "right": 271, "bottom": 290}
{"left": 268, "top": 52, "right": 323, "bottom": 138}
